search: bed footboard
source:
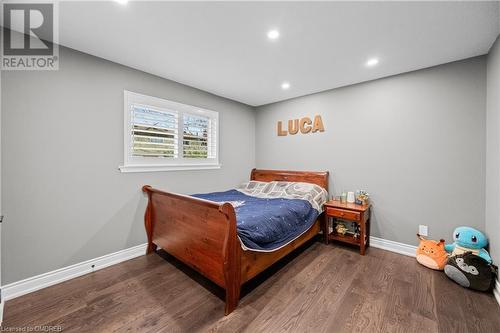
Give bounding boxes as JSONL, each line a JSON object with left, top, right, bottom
{"left": 142, "top": 185, "right": 241, "bottom": 314}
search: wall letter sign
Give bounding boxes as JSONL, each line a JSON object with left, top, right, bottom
{"left": 277, "top": 115, "right": 324, "bottom": 136}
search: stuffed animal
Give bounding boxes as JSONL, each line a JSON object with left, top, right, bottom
{"left": 445, "top": 227, "right": 492, "bottom": 264}
{"left": 416, "top": 234, "right": 448, "bottom": 270}
{"left": 335, "top": 223, "right": 348, "bottom": 236}
{"left": 444, "top": 252, "right": 498, "bottom": 291}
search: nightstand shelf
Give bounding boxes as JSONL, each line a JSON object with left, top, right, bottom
{"left": 323, "top": 200, "right": 371, "bottom": 255}
{"left": 328, "top": 233, "right": 361, "bottom": 246}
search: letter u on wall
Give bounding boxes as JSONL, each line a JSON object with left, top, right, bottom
{"left": 288, "top": 119, "right": 299, "bottom": 135}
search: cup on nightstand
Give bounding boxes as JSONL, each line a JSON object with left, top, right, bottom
{"left": 340, "top": 192, "right": 347, "bottom": 203}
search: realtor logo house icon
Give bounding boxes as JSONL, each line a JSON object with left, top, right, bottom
{"left": 1, "top": 1, "right": 59, "bottom": 70}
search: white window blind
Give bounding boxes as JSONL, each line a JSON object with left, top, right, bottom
{"left": 182, "top": 113, "right": 217, "bottom": 159}
{"left": 120, "top": 91, "right": 220, "bottom": 173}
{"left": 132, "top": 105, "right": 178, "bottom": 158}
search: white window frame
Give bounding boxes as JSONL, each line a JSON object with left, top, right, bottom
{"left": 119, "top": 91, "right": 220, "bottom": 173}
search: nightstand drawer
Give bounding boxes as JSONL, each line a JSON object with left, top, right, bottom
{"left": 326, "top": 207, "right": 360, "bottom": 221}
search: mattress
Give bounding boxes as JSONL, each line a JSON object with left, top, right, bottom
{"left": 192, "top": 181, "right": 328, "bottom": 252}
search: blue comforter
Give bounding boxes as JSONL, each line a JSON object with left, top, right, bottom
{"left": 192, "top": 189, "right": 319, "bottom": 251}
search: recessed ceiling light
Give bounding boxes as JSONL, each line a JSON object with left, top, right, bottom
{"left": 281, "top": 82, "right": 290, "bottom": 90}
{"left": 365, "top": 58, "right": 379, "bottom": 67}
{"left": 267, "top": 29, "right": 280, "bottom": 40}
{"left": 114, "top": 0, "right": 128, "bottom": 5}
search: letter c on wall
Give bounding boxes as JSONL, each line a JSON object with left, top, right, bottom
{"left": 299, "top": 117, "right": 312, "bottom": 134}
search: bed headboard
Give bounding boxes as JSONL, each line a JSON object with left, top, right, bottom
{"left": 250, "top": 168, "right": 329, "bottom": 192}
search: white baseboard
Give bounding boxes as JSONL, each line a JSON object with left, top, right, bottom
{"left": 1, "top": 243, "right": 147, "bottom": 301}
{"left": 0, "top": 237, "right": 417, "bottom": 302}
{"left": 494, "top": 279, "right": 500, "bottom": 306}
{"left": 369, "top": 236, "right": 417, "bottom": 257}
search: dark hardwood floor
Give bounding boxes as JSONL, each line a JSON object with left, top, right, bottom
{"left": 3, "top": 240, "right": 500, "bottom": 332}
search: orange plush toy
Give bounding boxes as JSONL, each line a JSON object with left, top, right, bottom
{"left": 416, "top": 234, "right": 448, "bottom": 270}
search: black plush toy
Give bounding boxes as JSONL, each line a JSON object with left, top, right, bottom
{"left": 444, "top": 252, "right": 497, "bottom": 291}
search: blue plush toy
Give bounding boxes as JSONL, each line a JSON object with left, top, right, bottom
{"left": 445, "top": 226, "right": 492, "bottom": 264}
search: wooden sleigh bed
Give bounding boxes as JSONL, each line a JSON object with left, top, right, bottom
{"left": 142, "top": 168, "right": 329, "bottom": 315}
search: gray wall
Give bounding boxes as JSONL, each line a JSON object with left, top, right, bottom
{"left": 256, "top": 57, "right": 486, "bottom": 246}
{"left": 486, "top": 35, "right": 500, "bottom": 263}
{"left": 1, "top": 46, "right": 256, "bottom": 284}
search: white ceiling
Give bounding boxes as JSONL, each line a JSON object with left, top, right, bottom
{"left": 58, "top": 1, "right": 500, "bottom": 106}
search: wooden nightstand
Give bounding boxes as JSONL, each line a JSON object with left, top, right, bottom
{"left": 323, "top": 200, "right": 371, "bottom": 255}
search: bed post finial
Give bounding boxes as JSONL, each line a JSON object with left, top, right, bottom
{"left": 250, "top": 168, "right": 257, "bottom": 181}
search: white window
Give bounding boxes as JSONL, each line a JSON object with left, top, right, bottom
{"left": 119, "top": 91, "right": 220, "bottom": 172}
